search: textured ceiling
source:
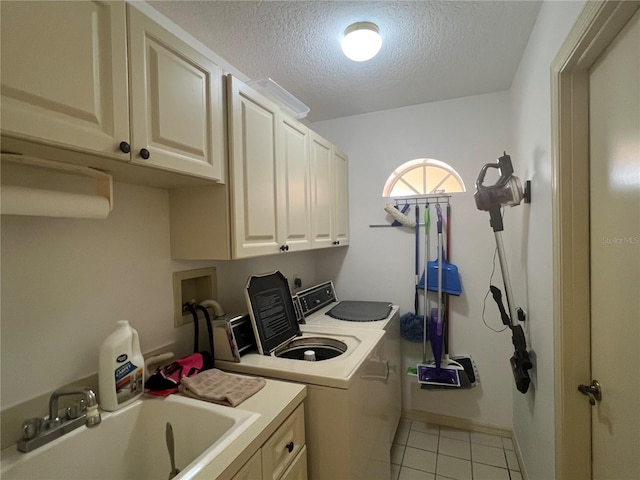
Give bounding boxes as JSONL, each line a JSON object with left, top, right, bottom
{"left": 148, "top": 0, "right": 542, "bottom": 122}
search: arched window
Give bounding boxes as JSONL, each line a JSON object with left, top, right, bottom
{"left": 382, "top": 158, "right": 466, "bottom": 197}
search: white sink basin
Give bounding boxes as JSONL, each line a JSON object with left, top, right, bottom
{"left": 1, "top": 394, "right": 260, "bottom": 480}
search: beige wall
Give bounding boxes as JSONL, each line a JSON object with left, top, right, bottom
{"left": 0, "top": 170, "right": 317, "bottom": 413}
{"left": 508, "top": 1, "right": 586, "bottom": 479}
{"left": 313, "top": 91, "right": 516, "bottom": 429}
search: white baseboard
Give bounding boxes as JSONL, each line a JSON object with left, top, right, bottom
{"left": 401, "top": 408, "right": 512, "bottom": 437}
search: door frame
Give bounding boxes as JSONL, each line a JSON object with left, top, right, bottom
{"left": 551, "top": 1, "right": 640, "bottom": 478}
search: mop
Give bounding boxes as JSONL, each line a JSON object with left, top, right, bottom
{"left": 423, "top": 205, "right": 430, "bottom": 363}
{"left": 422, "top": 204, "right": 478, "bottom": 390}
{"left": 417, "top": 204, "right": 461, "bottom": 387}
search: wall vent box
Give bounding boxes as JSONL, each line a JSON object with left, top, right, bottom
{"left": 247, "top": 78, "right": 310, "bottom": 119}
{"left": 173, "top": 267, "right": 217, "bottom": 327}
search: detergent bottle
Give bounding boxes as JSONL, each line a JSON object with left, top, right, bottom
{"left": 98, "top": 320, "right": 144, "bottom": 411}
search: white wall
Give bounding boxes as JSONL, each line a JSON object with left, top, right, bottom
{"left": 313, "top": 91, "right": 517, "bottom": 429}
{"left": 508, "top": 1, "right": 586, "bottom": 479}
{"left": 0, "top": 170, "right": 317, "bottom": 410}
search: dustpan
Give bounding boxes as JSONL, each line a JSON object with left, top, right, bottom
{"left": 427, "top": 252, "right": 462, "bottom": 295}
{"left": 417, "top": 250, "right": 462, "bottom": 296}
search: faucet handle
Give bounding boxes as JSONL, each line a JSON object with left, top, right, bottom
{"left": 66, "top": 399, "right": 86, "bottom": 419}
{"left": 22, "top": 417, "right": 43, "bottom": 440}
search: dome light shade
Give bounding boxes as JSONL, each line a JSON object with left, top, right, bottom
{"left": 341, "top": 22, "right": 382, "bottom": 62}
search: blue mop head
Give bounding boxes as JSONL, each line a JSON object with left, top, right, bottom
{"left": 400, "top": 312, "right": 424, "bottom": 342}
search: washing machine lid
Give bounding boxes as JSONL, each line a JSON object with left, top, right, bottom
{"left": 245, "top": 271, "right": 300, "bottom": 355}
{"left": 327, "top": 301, "right": 393, "bottom": 322}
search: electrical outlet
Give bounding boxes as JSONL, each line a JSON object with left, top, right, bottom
{"left": 294, "top": 277, "right": 302, "bottom": 288}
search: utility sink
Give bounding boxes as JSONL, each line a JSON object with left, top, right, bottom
{"left": 1, "top": 394, "right": 260, "bottom": 480}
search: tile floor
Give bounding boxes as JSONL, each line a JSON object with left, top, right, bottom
{"left": 392, "top": 418, "right": 523, "bottom": 480}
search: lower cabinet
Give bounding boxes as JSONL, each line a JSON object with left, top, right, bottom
{"left": 232, "top": 404, "right": 307, "bottom": 480}
{"left": 280, "top": 445, "right": 307, "bottom": 480}
{"left": 232, "top": 451, "right": 262, "bottom": 480}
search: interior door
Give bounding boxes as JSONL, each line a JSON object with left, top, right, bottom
{"left": 588, "top": 9, "right": 639, "bottom": 479}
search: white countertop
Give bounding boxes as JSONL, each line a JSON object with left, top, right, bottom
{"left": 193, "top": 377, "right": 306, "bottom": 480}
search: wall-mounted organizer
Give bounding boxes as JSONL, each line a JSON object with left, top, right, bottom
{"left": 173, "top": 267, "right": 221, "bottom": 327}
{"left": 0, "top": 153, "right": 113, "bottom": 219}
{"left": 370, "top": 195, "right": 451, "bottom": 228}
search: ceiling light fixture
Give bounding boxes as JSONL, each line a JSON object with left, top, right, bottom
{"left": 341, "top": 22, "right": 382, "bottom": 62}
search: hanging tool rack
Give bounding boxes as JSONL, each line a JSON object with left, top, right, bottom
{"left": 371, "top": 195, "right": 451, "bottom": 228}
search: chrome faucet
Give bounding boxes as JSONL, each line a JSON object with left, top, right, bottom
{"left": 18, "top": 386, "right": 101, "bottom": 453}
{"left": 48, "top": 386, "right": 101, "bottom": 427}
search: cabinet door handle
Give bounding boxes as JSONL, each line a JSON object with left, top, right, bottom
{"left": 333, "top": 240, "right": 340, "bottom": 245}
{"left": 139, "top": 148, "right": 150, "bottom": 160}
{"left": 119, "top": 141, "right": 131, "bottom": 154}
{"left": 285, "top": 441, "right": 294, "bottom": 453}
{"left": 280, "top": 245, "right": 290, "bottom": 252}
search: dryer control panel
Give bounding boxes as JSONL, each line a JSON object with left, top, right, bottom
{"left": 295, "top": 281, "right": 337, "bottom": 318}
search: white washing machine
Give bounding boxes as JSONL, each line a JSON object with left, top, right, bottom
{"left": 294, "top": 282, "right": 402, "bottom": 448}
{"left": 215, "top": 273, "right": 399, "bottom": 480}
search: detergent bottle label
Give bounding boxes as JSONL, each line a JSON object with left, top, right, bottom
{"left": 114, "top": 360, "right": 143, "bottom": 404}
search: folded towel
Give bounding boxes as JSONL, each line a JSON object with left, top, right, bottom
{"left": 179, "top": 368, "right": 266, "bottom": 407}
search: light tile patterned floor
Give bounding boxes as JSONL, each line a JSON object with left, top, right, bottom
{"left": 392, "top": 418, "right": 523, "bottom": 480}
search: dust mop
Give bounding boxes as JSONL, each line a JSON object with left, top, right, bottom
{"left": 417, "top": 204, "right": 461, "bottom": 387}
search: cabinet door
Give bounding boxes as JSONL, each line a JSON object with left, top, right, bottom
{"left": 281, "top": 117, "right": 312, "bottom": 252}
{"left": 0, "top": 1, "right": 129, "bottom": 158}
{"left": 332, "top": 147, "right": 349, "bottom": 246}
{"left": 262, "top": 404, "right": 305, "bottom": 480}
{"left": 280, "top": 446, "right": 308, "bottom": 480}
{"left": 228, "top": 76, "right": 282, "bottom": 258}
{"left": 232, "top": 450, "right": 262, "bottom": 480}
{"left": 309, "top": 133, "right": 334, "bottom": 248}
{"left": 127, "top": 6, "right": 224, "bottom": 181}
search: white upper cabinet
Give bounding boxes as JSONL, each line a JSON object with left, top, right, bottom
{"left": 332, "top": 147, "right": 350, "bottom": 247}
{"left": 280, "top": 117, "right": 312, "bottom": 252}
{"left": 227, "top": 75, "right": 282, "bottom": 257}
{"left": 227, "top": 75, "right": 312, "bottom": 257}
{"left": 127, "top": 6, "right": 224, "bottom": 181}
{"left": 0, "top": 1, "right": 130, "bottom": 158}
{"left": 309, "top": 133, "right": 334, "bottom": 249}
{"left": 310, "top": 132, "right": 349, "bottom": 249}
{"left": 1, "top": 2, "right": 225, "bottom": 184}
{"left": 170, "top": 76, "right": 319, "bottom": 260}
